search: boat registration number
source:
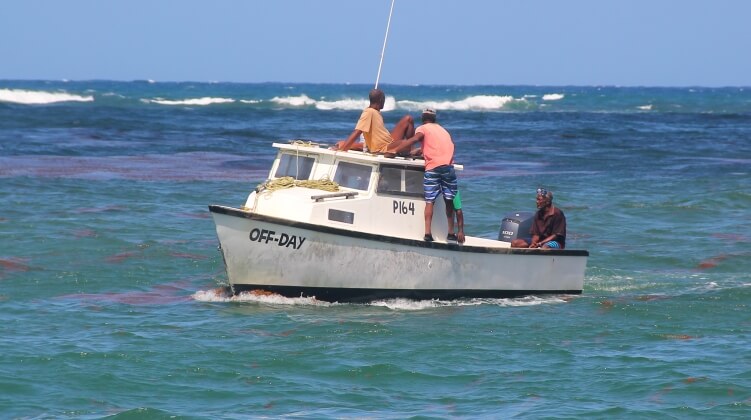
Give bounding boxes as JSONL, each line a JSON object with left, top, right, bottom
{"left": 249, "top": 228, "right": 306, "bottom": 250}
{"left": 393, "top": 200, "right": 416, "bottom": 215}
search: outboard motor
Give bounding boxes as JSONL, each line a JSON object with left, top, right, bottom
{"left": 498, "top": 211, "right": 534, "bottom": 243}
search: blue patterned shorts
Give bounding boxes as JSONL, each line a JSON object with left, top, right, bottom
{"left": 424, "top": 165, "right": 457, "bottom": 203}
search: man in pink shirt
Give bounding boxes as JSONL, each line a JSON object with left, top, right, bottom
{"left": 389, "top": 109, "right": 462, "bottom": 242}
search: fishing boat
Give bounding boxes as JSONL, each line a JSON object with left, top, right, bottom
{"left": 208, "top": 141, "right": 588, "bottom": 302}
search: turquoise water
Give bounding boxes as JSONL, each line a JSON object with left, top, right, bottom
{"left": 1, "top": 81, "right": 750, "bottom": 418}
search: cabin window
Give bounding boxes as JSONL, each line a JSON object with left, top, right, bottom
{"left": 377, "top": 165, "right": 424, "bottom": 197}
{"left": 274, "top": 153, "right": 315, "bottom": 180}
{"left": 333, "top": 161, "right": 372, "bottom": 191}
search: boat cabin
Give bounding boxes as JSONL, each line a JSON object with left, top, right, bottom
{"left": 243, "top": 141, "right": 473, "bottom": 244}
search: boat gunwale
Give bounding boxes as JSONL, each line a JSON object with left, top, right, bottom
{"left": 209, "top": 204, "right": 590, "bottom": 257}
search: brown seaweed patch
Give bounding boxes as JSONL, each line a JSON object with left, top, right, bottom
{"left": 57, "top": 280, "right": 193, "bottom": 306}
{"left": 0, "top": 153, "right": 270, "bottom": 181}
{"left": 73, "top": 205, "right": 128, "bottom": 214}
{"left": 599, "top": 300, "right": 615, "bottom": 310}
{"left": 105, "top": 251, "right": 141, "bottom": 263}
{"left": 698, "top": 251, "right": 751, "bottom": 270}
{"left": 176, "top": 212, "right": 212, "bottom": 219}
{"left": 711, "top": 233, "right": 747, "bottom": 242}
{"left": 73, "top": 229, "right": 98, "bottom": 238}
{"left": 698, "top": 255, "right": 728, "bottom": 269}
{"left": 659, "top": 334, "right": 696, "bottom": 340}
{"left": 649, "top": 385, "right": 673, "bottom": 404}
{"left": 239, "top": 327, "right": 298, "bottom": 337}
{"left": 0, "top": 257, "right": 31, "bottom": 275}
{"left": 635, "top": 294, "right": 671, "bottom": 302}
{"left": 169, "top": 252, "right": 209, "bottom": 260}
{"left": 68, "top": 291, "right": 190, "bottom": 305}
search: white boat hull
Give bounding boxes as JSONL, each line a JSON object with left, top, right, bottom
{"left": 210, "top": 205, "right": 588, "bottom": 302}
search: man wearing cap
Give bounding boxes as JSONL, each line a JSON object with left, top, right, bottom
{"left": 390, "top": 109, "right": 462, "bottom": 242}
{"left": 511, "top": 188, "right": 567, "bottom": 249}
{"left": 332, "top": 88, "right": 414, "bottom": 153}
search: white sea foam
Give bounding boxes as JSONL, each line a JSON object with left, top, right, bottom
{"left": 0, "top": 89, "right": 94, "bottom": 105}
{"left": 192, "top": 288, "right": 331, "bottom": 306}
{"left": 270, "top": 94, "right": 316, "bottom": 107}
{"left": 399, "top": 95, "right": 516, "bottom": 111}
{"left": 382, "top": 96, "right": 397, "bottom": 111}
{"left": 240, "top": 99, "right": 261, "bottom": 104}
{"left": 192, "top": 289, "right": 567, "bottom": 309}
{"left": 147, "top": 97, "right": 235, "bottom": 106}
{"left": 542, "top": 93, "right": 565, "bottom": 101}
{"left": 315, "top": 97, "right": 368, "bottom": 110}
{"left": 315, "top": 96, "right": 397, "bottom": 111}
{"left": 369, "top": 296, "right": 566, "bottom": 310}
{"left": 637, "top": 104, "right": 653, "bottom": 110}
{"left": 272, "top": 94, "right": 514, "bottom": 112}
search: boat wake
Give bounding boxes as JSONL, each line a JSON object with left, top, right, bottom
{"left": 192, "top": 287, "right": 330, "bottom": 306}
{"left": 191, "top": 288, "right": 571, "bottom": 309}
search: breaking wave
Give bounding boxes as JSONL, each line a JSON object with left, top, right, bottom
{"left": 145, "top": 97, "right": 235, "bottom": 106}
{"left": 139, "top": 94, "right": 522, "bottom": 111}
{"left": 542, "top": 93, "right": 565, "bottom": 101}
{"left": 270, "top": 94, "right": 317, "bottom": 107}
{"left": 0, "top": 88, "right": 94, "bottom": 104}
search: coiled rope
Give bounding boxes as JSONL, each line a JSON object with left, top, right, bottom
{"left": 243, "top": 140, "right": 339, "bottom": 211}
{"left": 259, "top": 176, "right": 340, "bottom": 193}
{"left": 289, "top": 139, "right": 318, "bottom": 147}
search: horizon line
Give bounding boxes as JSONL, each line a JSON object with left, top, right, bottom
{"left": 1, "top": 78, "right": 749, "bottom": 89}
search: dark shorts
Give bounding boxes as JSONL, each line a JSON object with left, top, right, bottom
{"left": 424, "top": 165, "right": 457, "bottom": 203}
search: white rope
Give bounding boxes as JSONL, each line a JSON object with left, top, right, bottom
{"left": 375, "top": 0, "right": 396, "bottom": 89}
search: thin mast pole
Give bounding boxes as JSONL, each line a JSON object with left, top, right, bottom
{"left": 375, "top": 0, "right": 396, "bottom": 89}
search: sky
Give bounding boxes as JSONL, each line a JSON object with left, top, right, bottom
{"left": 2, "top": 0, "right": 750, "bottom": 87}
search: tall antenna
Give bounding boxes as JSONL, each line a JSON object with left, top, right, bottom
{"left": 375, "top": 0, "right": 396, "bottom": 89}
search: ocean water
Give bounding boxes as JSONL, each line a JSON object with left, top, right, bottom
{"left": 1, "top": 80, "right": 750, "bottom": 418}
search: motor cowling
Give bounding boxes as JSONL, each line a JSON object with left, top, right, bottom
{"left": 498, "top": 211, "right": 534, "bottom": 243}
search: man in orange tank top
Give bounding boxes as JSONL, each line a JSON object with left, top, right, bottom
{"left": 332, "top": 89, "right": 414, "bottom": 153}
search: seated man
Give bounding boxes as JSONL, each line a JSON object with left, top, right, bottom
{"left": 332, "top": 88, "right": 414, "bottom": 153}
{"left": 511, "top": 188, "right": 566, "bottom": 249}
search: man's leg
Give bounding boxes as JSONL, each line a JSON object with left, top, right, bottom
{"left": 511, "top": 239, "right": 530, "bottom": 248}
{"left": 386, "top": 115, "right": 415, "bottom": 156}
{"left": 424, "top": 202, "right": 434, "bottom": 241}
{"left": 441, "top": 167, "right": 458, "bottom": 235}
{"left": 444, "top": 197, "right": 455, "bottom": 235}
{"left": 391, "top": 114, "right": 415, "bottom": 140}
{"left": 423, "top": 168, "right": 441, "bottom": 241}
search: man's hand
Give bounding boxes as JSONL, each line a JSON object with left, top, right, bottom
{"left": 329, "top": 140, "right": 346, "bottom": 151}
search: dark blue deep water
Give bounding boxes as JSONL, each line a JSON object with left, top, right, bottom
{"left": 1, "top": 81, "right": 750, "bottom": 418}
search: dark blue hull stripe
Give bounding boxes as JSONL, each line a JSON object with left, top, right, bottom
{"left": 231, "top": 284, "right": 582, "bottom": 303}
